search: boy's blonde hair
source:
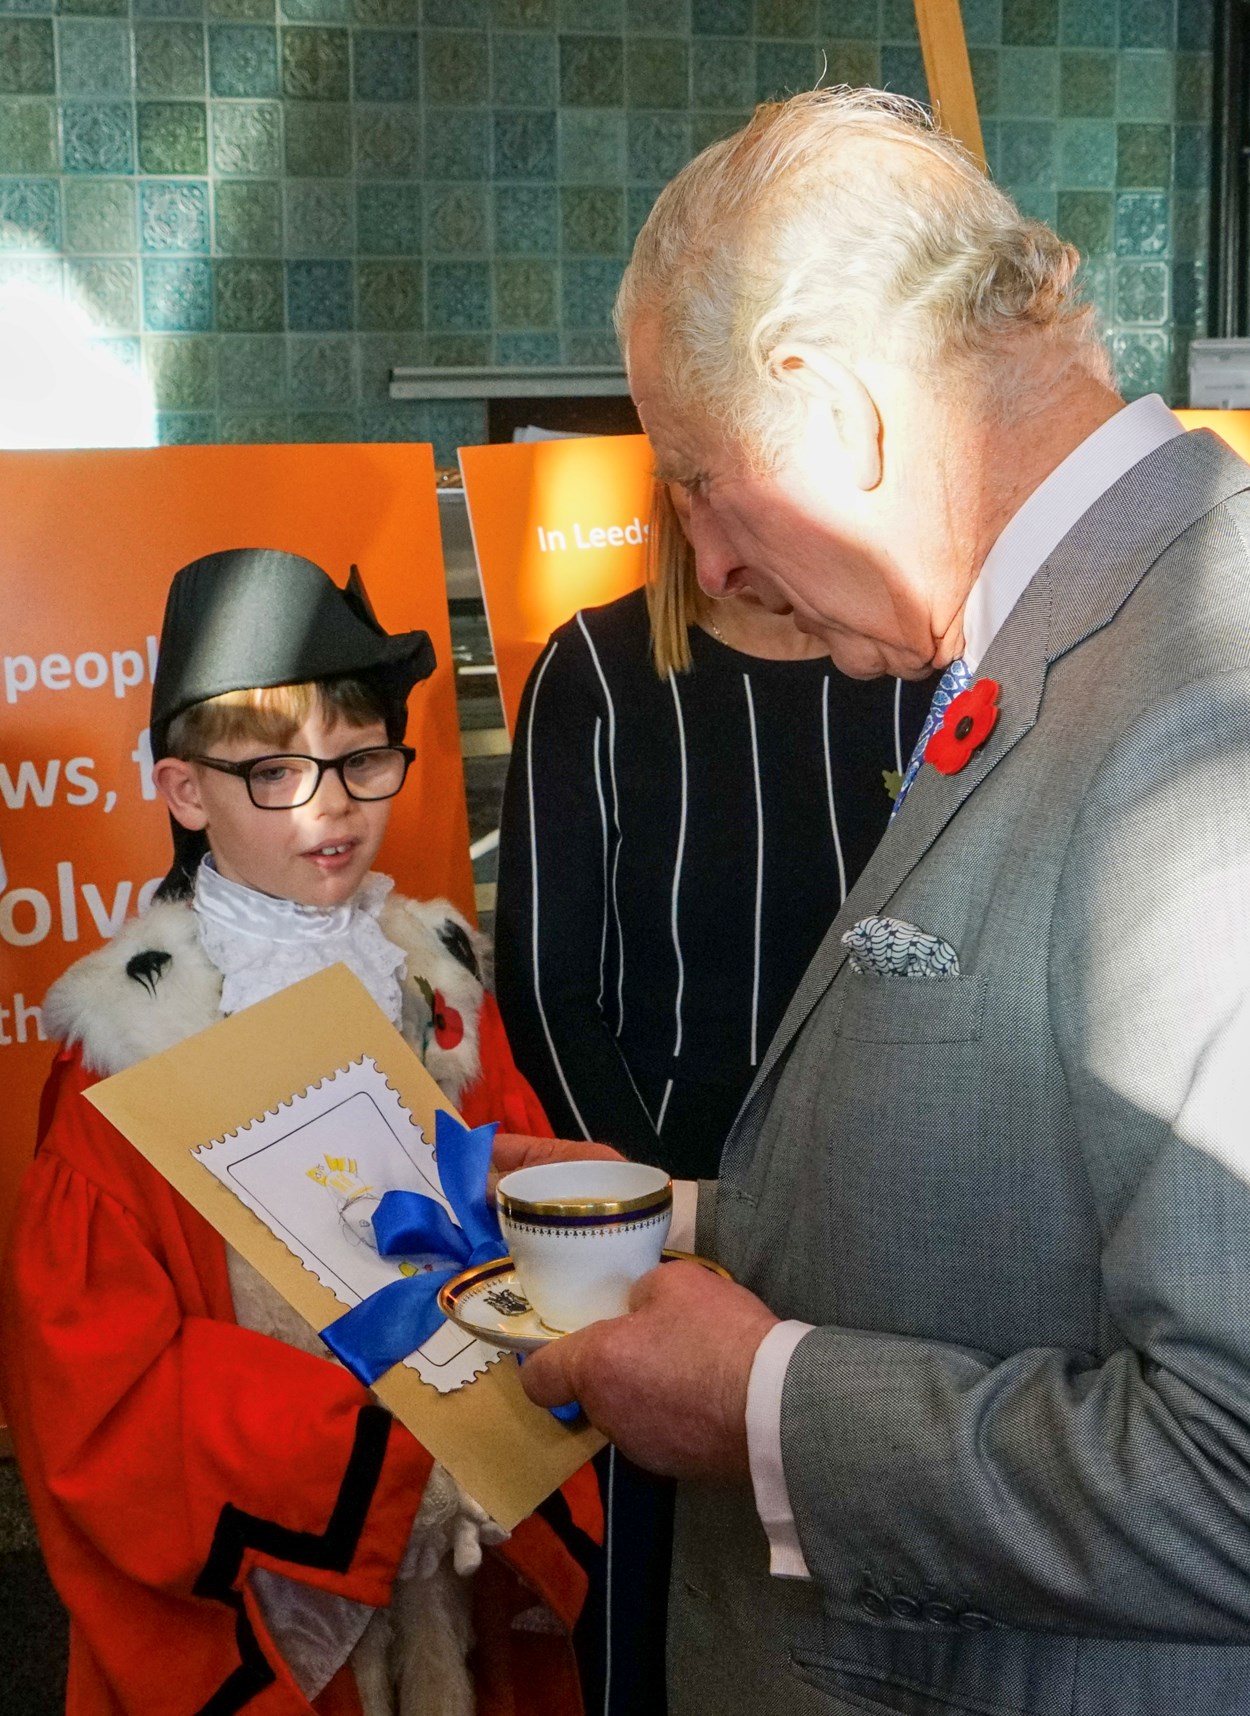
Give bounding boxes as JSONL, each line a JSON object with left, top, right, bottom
{"left": 165, "top": 676, "right": 393, "bottom": 758}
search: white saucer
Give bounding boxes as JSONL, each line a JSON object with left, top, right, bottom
{"left": 438, "top": 1251, "right": 731, "bottom": 1355}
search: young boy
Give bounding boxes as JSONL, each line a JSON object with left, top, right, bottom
{"left": 0, "top": 549, "right": 596, "bottom": 1716}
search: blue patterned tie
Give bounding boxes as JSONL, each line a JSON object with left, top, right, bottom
{"left": 890, "top": 656, "right": 972, "bottom": 822}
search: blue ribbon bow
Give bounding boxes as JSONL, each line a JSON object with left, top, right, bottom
{"left": 320, "top": 1112, "right": 580, "bottom": 1423}
{"left": 321, "top": 1110, "right": 504, "bottom": 1385}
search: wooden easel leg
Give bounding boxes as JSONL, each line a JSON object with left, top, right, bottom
{"left": 914, "top": 0, "right": 987, "bottom": 170}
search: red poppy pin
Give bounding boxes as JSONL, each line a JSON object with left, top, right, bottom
{"left": 925, "top": 678, "right": 1001, "bottom": 776}
{"left": 416, "top": 974, "right": 466, "bottom": 1053}
{"left": 431, "top": 989, "right": 464, "bottom": 1051}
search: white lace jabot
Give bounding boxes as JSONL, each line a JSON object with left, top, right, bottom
{"left": 193, "top": 858, "right": 407, "bottom": 1026}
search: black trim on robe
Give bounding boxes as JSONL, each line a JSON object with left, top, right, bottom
{"left": 192, "top": 1404, "right": 393, "bottom": 1714}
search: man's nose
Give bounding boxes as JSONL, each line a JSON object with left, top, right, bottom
{"left": 686, "top": 496, "right": 743, "bottom": 597}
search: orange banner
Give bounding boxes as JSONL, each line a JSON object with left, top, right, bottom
{"left": 460, "top": 434, "right": 654, "bottom": 734}
{"left": 0, "top": 442, "right": 470, "bottom": 1274}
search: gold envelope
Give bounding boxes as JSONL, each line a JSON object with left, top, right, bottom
{"left": 85, "top": 962, "right": 603, "bottom": 1530}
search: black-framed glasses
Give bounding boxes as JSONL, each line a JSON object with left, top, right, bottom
{"left": 190, "top": 744, "right": 416, "bottom": 809}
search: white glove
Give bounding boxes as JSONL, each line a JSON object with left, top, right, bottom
{"left": 401, "top": 1463, "right": 510, "bottom": 1581}
{"left": 451, "top": 1485, "right": 510, "bottom": 1576}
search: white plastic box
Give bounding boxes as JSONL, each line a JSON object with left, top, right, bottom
{"left": 1188, "top": 339, "right": 1250, "bottom": 407}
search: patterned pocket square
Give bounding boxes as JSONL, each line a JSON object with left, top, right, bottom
{"left": 841, "top": 915, "right": 960, "bottom": 978}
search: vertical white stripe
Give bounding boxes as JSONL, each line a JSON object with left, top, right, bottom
{"left": 577, "top": 612, "right": 626, "bottom": 1036}
{"left": 592, "top": 716, "right": 609, "bottom": 1015}
{"left": 667, "top": 673, "right": 688, "bottom": 1058}
{"left": 620, "top": 1056, "right": 657, "bottom": 1132}
{"left": 603, "top": 1445, "right": 616, "bottom": 1716}
{"left": 656, "top": 1077, "right": 674, "bottom": 1134}
{"left": 526, "top": 642, "right": 593, "bottom": 1140}
{"left": 893, "top": 678, "right": 904, "bottom": 776}
{"left": 821, "top": 676, "right": 848, "bottom": 906}
{"left": 744, "top": 673, "right": 764, "bottom": 1068}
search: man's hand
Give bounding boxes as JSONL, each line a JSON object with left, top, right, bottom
{"left": 493, "top": 1131, "right": 626, "bottom": 1175}
{"left": 518, "top": 1261, "right": 779, "bottom": 1481}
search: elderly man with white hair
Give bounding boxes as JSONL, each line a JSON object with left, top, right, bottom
{"left": 498, "top": 88, "right": 1250, "bottom": 1716}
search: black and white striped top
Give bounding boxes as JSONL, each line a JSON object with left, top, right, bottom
{"left": 494, "top": 589, "right": 935, "bottom": 1181}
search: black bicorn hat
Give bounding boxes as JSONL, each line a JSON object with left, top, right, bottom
{"left": 150, "top": 547, "right": 435, "bottom": 761}
{"left": 150, "top": 548, "right": 436, "bottom": 898}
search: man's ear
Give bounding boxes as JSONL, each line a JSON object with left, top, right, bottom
{"left": 152, "top": 757, "right": 209, "bottom": 831}
{"left": 766, "top": 341, "right": 882, "bottom": 492}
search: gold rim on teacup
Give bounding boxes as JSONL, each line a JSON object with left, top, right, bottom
{"left": 496, "top": 1179, "right": 673, "bottom": 1222}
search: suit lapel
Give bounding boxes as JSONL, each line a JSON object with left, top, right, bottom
{"left": 739, "top": 428, "right": 1250, "bottom": 1112}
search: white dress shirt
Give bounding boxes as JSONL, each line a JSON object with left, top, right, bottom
{"left": 736, "top": 393, "right": 1185, "bottom": 1578}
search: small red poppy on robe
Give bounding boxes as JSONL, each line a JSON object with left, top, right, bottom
{"left": 432, "top": 990, "right": 464, "bottom": 1050}
{"left": 925, "top": 678, "right": 1001, "bottom": 776}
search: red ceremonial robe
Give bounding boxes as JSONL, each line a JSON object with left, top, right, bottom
{"left": 1, "top": 1003, "right": 596, "bottom": 1716}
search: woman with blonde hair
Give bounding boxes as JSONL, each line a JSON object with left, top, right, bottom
{"left": 494, "top": 477, "right": 934, "bottom": 1715}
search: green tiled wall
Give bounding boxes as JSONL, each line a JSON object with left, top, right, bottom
{"left": 0, "top": 0, "right": 1215, "bottom": 452}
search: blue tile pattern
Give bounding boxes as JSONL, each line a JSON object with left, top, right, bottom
{"left": 216, "top": 257, "right": 285, "bottom": 329}
{"left": 285, "top": 101, "right": 351, "bottom": 173}
{"left": 496, "top": 329, "right": 560, "bottom": 363}
{"left": 0, "top": 1, "right": 1213, "bottom": 445}
{"left": 284, "top": 179, "right": 353, "bottom": 254}
{"left": 63, "top": 176, "right": 134, "bottom": 250}
{"left": 143, "top": 256, "right": 213, "bottom": 329}
{"left": 59, "top": 21, "right": 134, "bottom": 97}
{"left": 0, "top": 22, "right": 55, "bottom": 95}
{"left": 135, "top": 22, "right": 207, "bottom": 95}
{"left": 219, "top": 330, "right": 285, "bottom": 401}
{"left": 421, "top": 106, "right": 486, "bottom": 178}
{"left": 558, "top": 106, "right": 625, "bottom": 180}
{"left": 209, "top": 25, "right": 281, "bottom": 96}
{"left": 62, "top": 102, "right": 134, "bottom": 174}
{"left": 353, "top": 28, "right": 421, "bottom": 100}
{"left": 0, "top": 177, "right": 59, "bottom": 249}
{"left": 281, "top": 25, "right": 351, "bottom": 100}
{"left": 495, "top": 182, "right": 558, "bottom": 251}
{"left": 357, "top": 181, "right": 422, "bottom": 253}
{"left": 212, "top": 100, "right": 283, "bottom": 174}
{"left": 68, "top": 256, "right": 139, "bottom": 329}
{"left": 286, "top": 256, "right": 353, "bottom": 328}
{"left": 493, "top": 31, "right": 556, "bottom": 105}
{"left": 156, "top": 411, "right": 217, "bottom": 442}
{"left": 137, "top": 100, "right": 208, "bottom": 173}
{"left": 288, "top": 330, "right": 356, "bottom": 400}
{"left": 427, "top": 258, "right": 490, "bottom": 330}
{"left": 495, "top": 108, "right": 558, "bottom": 179}
{"left": 426, "top": 182, "right": 487, "bottom": 253}
{"left": 141, "top": 178, "right": 210, "bottom": 250}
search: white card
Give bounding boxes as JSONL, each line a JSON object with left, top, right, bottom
{"left": 195, "top": 1055, "right": 502, "bottom": 1393}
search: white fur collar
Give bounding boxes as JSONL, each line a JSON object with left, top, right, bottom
{"left": 378, "top": 894, "right": 486, "bottom": 1106}
{"left": 44, "top": 901, "right": 225, "bottom": 1080}
{"left": 44, "top": 890, "right": 488, "bottom": 1107}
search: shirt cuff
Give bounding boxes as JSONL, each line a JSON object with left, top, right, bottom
{"left": 668, "top": 1178, "right": 698, "bottom": 1253}
{"left": 746, "top": 1319, "right": 814, "bottom": 1579}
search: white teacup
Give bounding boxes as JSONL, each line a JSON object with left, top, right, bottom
{"left": 495, "top": 1161, "right": 672, "bottom": 1333}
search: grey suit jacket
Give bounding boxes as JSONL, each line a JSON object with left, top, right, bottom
{"left": 670, "top": 430, "right": 1250, "bottom": 1716}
